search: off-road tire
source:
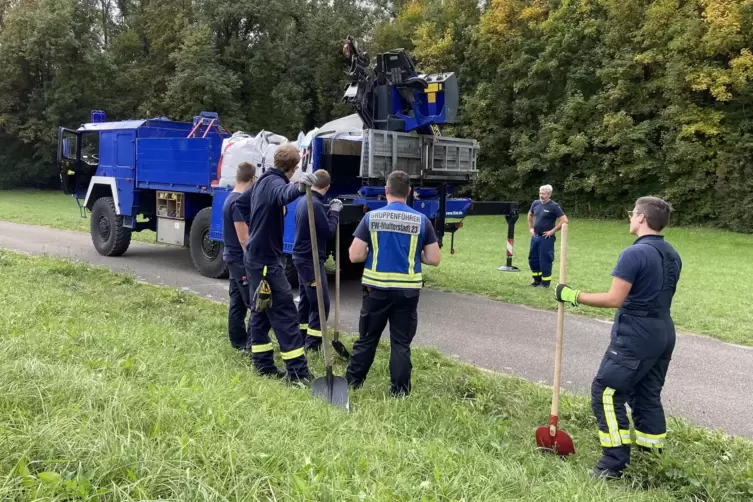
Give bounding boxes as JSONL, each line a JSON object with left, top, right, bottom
{"left": 189, "top": 207, "right": 229, "bottom": 279}
{"left": 90, "top": 196, "right": 132, "bottom": 257}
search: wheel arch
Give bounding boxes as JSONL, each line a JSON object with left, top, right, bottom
{"left": 85, "top": 176, "right": 120, "bottom": 213}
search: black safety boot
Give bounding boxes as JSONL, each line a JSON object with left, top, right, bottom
{"left": 284, "top": 371, "right": 313, "bottom": 388}
{"left": 530, "top": 276, "right": 542, "bottom": 287}
{"left": 590, "top": 466, "right": 623, "bottom": 480}
{"left": 259, "top": 367, "right": 287, "bottom": 379}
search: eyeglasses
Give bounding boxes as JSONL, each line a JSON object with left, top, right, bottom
{"left": 627, "top": 210, "right": 643, "bottom": 219}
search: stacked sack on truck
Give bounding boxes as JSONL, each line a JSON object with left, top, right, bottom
{"left": 217, "top": 130, "right": 303, "bottom": 187}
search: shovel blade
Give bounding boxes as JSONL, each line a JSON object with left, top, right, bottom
{"left": 331, "top": 339, "right": 350, "bottom": 360}
{"left": 312, "top": 374, "right": 350, "bottom": 411}
{"left": 535, "top": 425, "right": 575, "bottom": 457}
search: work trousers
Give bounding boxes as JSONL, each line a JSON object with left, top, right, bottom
{"left": 294, "top": 260, "right": 329, "bottom": 351}
{"left": 591, "top": 327, "right": 675, "bottom": 472}
{"left": 244, "top": 259, "right": 310, "bottom": 379}
{"left": 346, "top": 287, "right": 420, "bottom": 397}
{"left": 227, "top": 261, "right": 250, "bottom": 350}
{"left": 529, "top": 234, "right": 556, "bottom": 284}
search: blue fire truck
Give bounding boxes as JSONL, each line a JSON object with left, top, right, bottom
{"left": 57, "top": 38, "right": 480, "bottom": 286}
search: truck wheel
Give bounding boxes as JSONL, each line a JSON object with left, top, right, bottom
{"left": 284, "top": 254, "right": 299, "bottom": 290}
{"left": 90, "top": 196, "right": 132, "bottom": 256}
{"left": 189, "top": 207, "right": 228, "bottom": 279}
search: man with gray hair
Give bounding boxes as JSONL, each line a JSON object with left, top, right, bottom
{"left": 527, "top": 184, "right": 568, "bottom": 287}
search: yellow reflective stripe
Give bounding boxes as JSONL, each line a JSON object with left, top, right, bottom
{"left": 299, "top": 324, "right": 308, "bottom": 331}
{"left": 281, "top": 347, "right": 305, "bottom": 360}
{"left": 408, "top": 234, "right": 418, "bottom": 275}
{"left": 370, "top": 231, "right": 379, "bottom": 272}
{"left": 620, "top": 429, "right": 632, "bottom": 444}
{"left": 542, "top": 276, "right": 552, "bottom": 281}
{"left": 252, "top": 343, "right": 274, "bottom": 353}
{"left": 532, "top": 272, "right": 542, "bottom": 277}
{"left": 362, "top": 278, "right": 423, "bottom": 289}
{"left": 362, "top": 269, "right": 423, "bottom": 283}
{"left": 307, "top": 328, "right": 323, "bottom": 338}
{"left": 263, "top": 265, "right": 267, "bottom": 276}
{"left": 602, "top": 387, "right": 622, "bottom": 447}
{"left": 599, "top": 431, "right": 615, "bottom": 447}
{"left": 635, "top": 431, "right": 666, "bottom": 448}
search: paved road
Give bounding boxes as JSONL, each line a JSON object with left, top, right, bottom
{"left": 1, "top": 221, "right": 751, "bottom": 440}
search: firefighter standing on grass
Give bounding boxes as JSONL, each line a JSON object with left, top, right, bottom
{"left": 555, "top": 196, "right": 682, "bottom": 479}
{"left": 528, "top": 184, "right": 568, "bottom": 288}
{"left": 292, "top": 169, "right": 342, "bottom": 352}
{"left": 221, "top": 162, "right": 256, "bottom": 351}
{"left": 345, "top": 170, "right": 441, "bottom": 397}
{"left": 235, "top": 144, "right": 318, "bottom": 384}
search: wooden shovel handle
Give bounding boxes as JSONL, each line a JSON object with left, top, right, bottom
{"left": 335, "top": 222, "right": 340, "bottom": 337}
{"left": 306, "top": 187, "right": 332, "bottom": 368}
{"left": 550, "top": 223, "right": 568, "bottom": 433}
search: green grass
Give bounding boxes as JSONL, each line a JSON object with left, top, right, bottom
{"left": 0, "top": 190, "right": 157, "bottom": 244}
{"left": 2, "top": 190, "right": 753, "bottom": 345}
{"left": 0, "top": 249, "right": 751, "bottom": 501}
{"left": 424, "top": 216, "right": 753, "bottom": 346}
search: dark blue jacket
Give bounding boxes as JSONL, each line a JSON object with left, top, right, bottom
{"left": 235, "top": 168, "right": 300, "bottom": 265}
{"left": 293, "top": 191, "right": 338, "bottom": 265}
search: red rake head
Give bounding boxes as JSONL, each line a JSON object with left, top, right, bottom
{"left": 535, "top": 425, "right": 575, "bottom": 457}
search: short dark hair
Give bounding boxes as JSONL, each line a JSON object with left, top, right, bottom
{"left": 274, "top": 144, "right": 300, "bottom": 174}
{"left": 313, "top": 169, "right": 330, "bottom": 188}
{"left": 635, "top": 196, "right": 672, "bottom": 231}
{"left": 386, "top": 170, "right": 411, "bottom": 198}
{"left": 236, "top": 162, "right": 256, "bottom": 183}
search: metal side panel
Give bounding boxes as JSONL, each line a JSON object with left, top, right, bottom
{"left": 425, "top": 136, "right": 479, "bottom": 179}
{"left": 136, "top": 137, "right": 213, "bottom": 189}
{"left": 360, "top": 129, "right": 423, "bottom": 179}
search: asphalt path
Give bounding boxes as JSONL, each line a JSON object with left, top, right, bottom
{"left": 1, "top": 221, "right": 751, "bottom": 440}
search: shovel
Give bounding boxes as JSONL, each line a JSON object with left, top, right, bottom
{"left": 331, "top": 223, "right": 351, "bottom": 360}
{"left": 306, "top": 186, "right": 349, "bottom": 411}
{"left": 535, "top": 222, "right": 575, "bottom": 457}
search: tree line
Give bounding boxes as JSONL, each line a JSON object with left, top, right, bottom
{"left": 2, "top": 0, "right": 752, "bottom": 231}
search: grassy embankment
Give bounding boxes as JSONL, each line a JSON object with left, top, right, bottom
{"left": 0, "top": 249, "right": 751, "bottom": 500}
{"left": 2, "top": 189, "right": 752, "bottom": 345}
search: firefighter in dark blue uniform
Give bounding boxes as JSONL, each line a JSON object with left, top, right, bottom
{"left": 528, "top": 184, "right": 568, "bottom": 287}
{"left": 235, "top": 144, "right": 318, "bottom": 383}
{"left": 345, "top": 170, "right": 441, "bottom": 397}
{"left": 292, "top": 169, "right": 342, "bottom": 352}
{"left": 221, "top": 161, "right": 256, "bottom": 351}
{"left": 555, "top": 196, "right": 682, "bottom": 479}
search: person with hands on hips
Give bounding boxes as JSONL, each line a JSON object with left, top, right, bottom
{"left": 528, "top": 184, "right": 568, "bottom": 288}
{"left": 555, "top": 196, "right": 682, "bottom": 480}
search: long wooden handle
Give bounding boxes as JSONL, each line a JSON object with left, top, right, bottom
{"left": 335, "top": 222, "right": 340, "bottom": 339}
{"left": 550, "top": 223, "right": 568, "bottom": 431}
{"left": 306, "top": 187, "right": 332, "bottom": 368}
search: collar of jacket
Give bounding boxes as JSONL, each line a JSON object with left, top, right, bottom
{"left": 261, "top": 168, "right": 289, "bottom": 184}
{"left": 633, "top": 234, "right": 665, "bottom": 245}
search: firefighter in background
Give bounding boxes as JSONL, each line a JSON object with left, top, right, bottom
{"left": 528, "top": 184, "right": 568, "bottom": 288}
{"left": 221, "top": 161, "right": 256, "bottom": 351}
{"left": 345, "top": 170, "right": 441, "bottom": 397}
{"left": 555, "top": 196, "right": 682, "bottom": 479}
{"left": 292, "top": 169, "right": 342, "bottom": 352}
{"left": 235, "top": 144, "right": 319, "bottom": 384}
